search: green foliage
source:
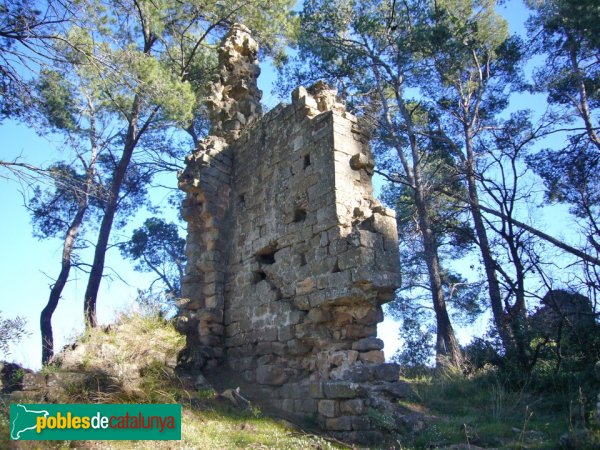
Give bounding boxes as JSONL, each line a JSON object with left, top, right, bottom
{"left": 525, "top": 0, "right": 600, "bottom": 249}
{"left": 0, "top": 310, "right": 28, "bottom": 356}
{"left": 23, "top": 0, "right": 298, "bottom": 330}
{"left": 523, "top": 291, "right": 600, "bottom": 405}
{"left": 528, "top": 144, "right": 599, "bottom": 240}
{"left": 526, "top": 0, "right": 600, "bottom": 106}
{"left": 9, "top": 367, "right": 25, "bottom": 387}
{"left": 36, "top": 70, "right": 78, "bottom": 131}
{"left": 0, "top": 0, "right": 55, "bottom": 118}
{"left": 430, "top": 0, "right": 511, "bottom": 77}
{"left": 367, "top": 407, "right": 397, "bottom": 435}
{"left": 28, "top": 163, "right": 93, "bottom": 239}
{"left": 390, "top": 305, "right": 436, "bottom": 370}
{"left": 120, "top": 218, "right": 186, "bottom": 298}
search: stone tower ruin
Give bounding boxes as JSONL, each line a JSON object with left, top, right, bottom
{"left": 177, "top": 24, "right": 405, "bottom": 443}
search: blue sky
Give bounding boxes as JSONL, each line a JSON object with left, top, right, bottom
{"left": 0, "top": 0, "right": 579, "bottom": 369}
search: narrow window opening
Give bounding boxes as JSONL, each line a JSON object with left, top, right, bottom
{"left": 332, "top": 260, "right": 341, "bottom": 273}
{"left": 293, "top": 207, "right": 307, "bottom": 222}
{"left": 300, "top": 253, "right": 307, "bottom": 267}
{"left": 257, "top": 253, "right": 275, "bottom": 264}
{"left": 254, "top": 270, "right": 267, "bottom": 283}
{"left": 256, "top": 245, "right": 277, "bottom": 264}
{"left": 303, "top": 154, "right": 311, "bottom": 169}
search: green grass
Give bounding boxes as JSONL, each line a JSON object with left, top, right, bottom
{"left": 395, "top": 367, "right": 599, "bottom": 449}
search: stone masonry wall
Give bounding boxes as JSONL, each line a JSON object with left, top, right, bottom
{"left": 177, "top": 25, "right": 404, "bottom": 443}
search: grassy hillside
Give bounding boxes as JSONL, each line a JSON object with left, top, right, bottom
{"left": 395, "top": 370, "right": 596, "bottom": 449}
{"left": 0, "top": 312, "right": 345, "bottom": 449}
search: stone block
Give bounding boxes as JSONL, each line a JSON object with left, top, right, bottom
{"left": 338, "top": 247, "right": 371, "bottom": 270}
{"left": 293, "top": 295, "right": 310, "bottom": 310}
{"left": 287, "top": 339, "right": 312, "bottom": 356}
{"left": 257, "top": 354, "right": 276, "bottom": 366}
{"left": 329, "top": 238, "right": 348, "bottom": 256}
{"left": 278, "top": 325, "right": 295, "bottom": 342}
{"left": 296, "top": 277, "right": 316, "bottom": 295}
{"left": 349, "top": 153, "right": 374, "bottom": 172}
{"left": 13, "top": 384, "right": 51, "bottom": 402}
{"left": 325, "top": 416, "right": 353, "bottom": 431}
{"left": 281, "top": 383, "right": 305, "bottom": 399}
{"left": 352, "top": 337, "right": 384, "bottom": 351}
{"left": 307, "top": 307, "right": 331, "bottom": 323}
{"left": 318, "top": 399, "right": 337, "bottom": 418}
{"left": 371, "top": 381, "right": 412, "bottom": 399}
{"left": 346, "top": 365, "right": 374, "bottom": 383}
{"left": 351, "top": 415, "right": 371, "bottom": 430}
{"left": 295, "top": 399, "right": 318, "bottom": 414}
{"left": 309, "top": 381, "right": 324, "bottom": 399}
{"left": 272, "top": 342, "right": 286, "bottom": 356}
{"left": 340, "top": 399, "right": 365, "bottom": 415}
{"left": 323, "top": 381, "right": 364, "bottom": 399}
{"left": 256, "top": 365, "right": 288, "bottom": 386}
{"left": 282, "top": 398, "right": 295, "bottom": 413}
{"left": 341, "top": 430, "right": 384, "bottom": 445}
{"left": 345, "top": 324, "right": 376, "bottom": 339}
{"left": 328, "top": 350, "right": 358, "bottom": 368}
{"left": 307, "top": 291, "right": 327, "bottom": 308}
{"left": 255, "top": 342, "right": 272, "bottom": 355}
{"left": 262, "top": 327, "right": 278, "bottom": 342}
{"left": 373, "top": 363, "right": 401, "bottom": 382}
{"left": 358, "top": 350, "right": 385, "bottom": 364}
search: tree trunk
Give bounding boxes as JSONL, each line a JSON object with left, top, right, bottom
{"left": 463, "top": 126, "right": 525, "bottom": 364}
{"left": 83, "top": 144, "right": 135, "bottom": 327}
{"left": 410, "top": 118, "right": 463, "bottom": 369}
{"left": 372, "top": 64, "right": 463, "bottom": 369}
{"left": 415, "top": 194, "right": 464, "bottom": 368}
{"left": 41, "top": 100, "right": 97, "bottom": 363}
{"left": 41, "top": 208, "right": 85, "bottom": 364}
{"left": 83, "top": 95, "right": 142, "bottom": 327}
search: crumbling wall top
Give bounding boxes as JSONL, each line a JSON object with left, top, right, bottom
{"left": 206, "top": 23, "right": 262, "bottom": 142}
{"left": 291, "top": 81, "right": 348, "bottom": 118}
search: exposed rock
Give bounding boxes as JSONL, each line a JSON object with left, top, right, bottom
{"left": 21, "top": 372, "right": 45, "bottom": 391}
{"left": 352, "top": 337, "right": 384, "bottom": 352}
{"left": 559, "top": 429, "right": 600, "bottom": 449}
{"left": 323, "top": 381, "right": 364, "bottom": 399}
{"left": 0, "top": 361, "right": 27, "bottom": 393}
{"left": 218, "top": 387, "right": 251, "bottom": 410}
{"left": 194, "top": 373, "right": 212, "bottom": 390}
{"left": 206, "top": 23, "right": 262, "bottom": 142}
{"left": 373, "top": 363, "right": 401, "bottom": 382}
{"left": 370, "top": 380, "right": 412, "bottom": 399}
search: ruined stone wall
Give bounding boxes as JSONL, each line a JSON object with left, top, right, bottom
{"left": 222, "top": 83, "right": 401, "bottom": 380}
{"left": 178, "top": 25, "right": 404, "bottom": 443}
